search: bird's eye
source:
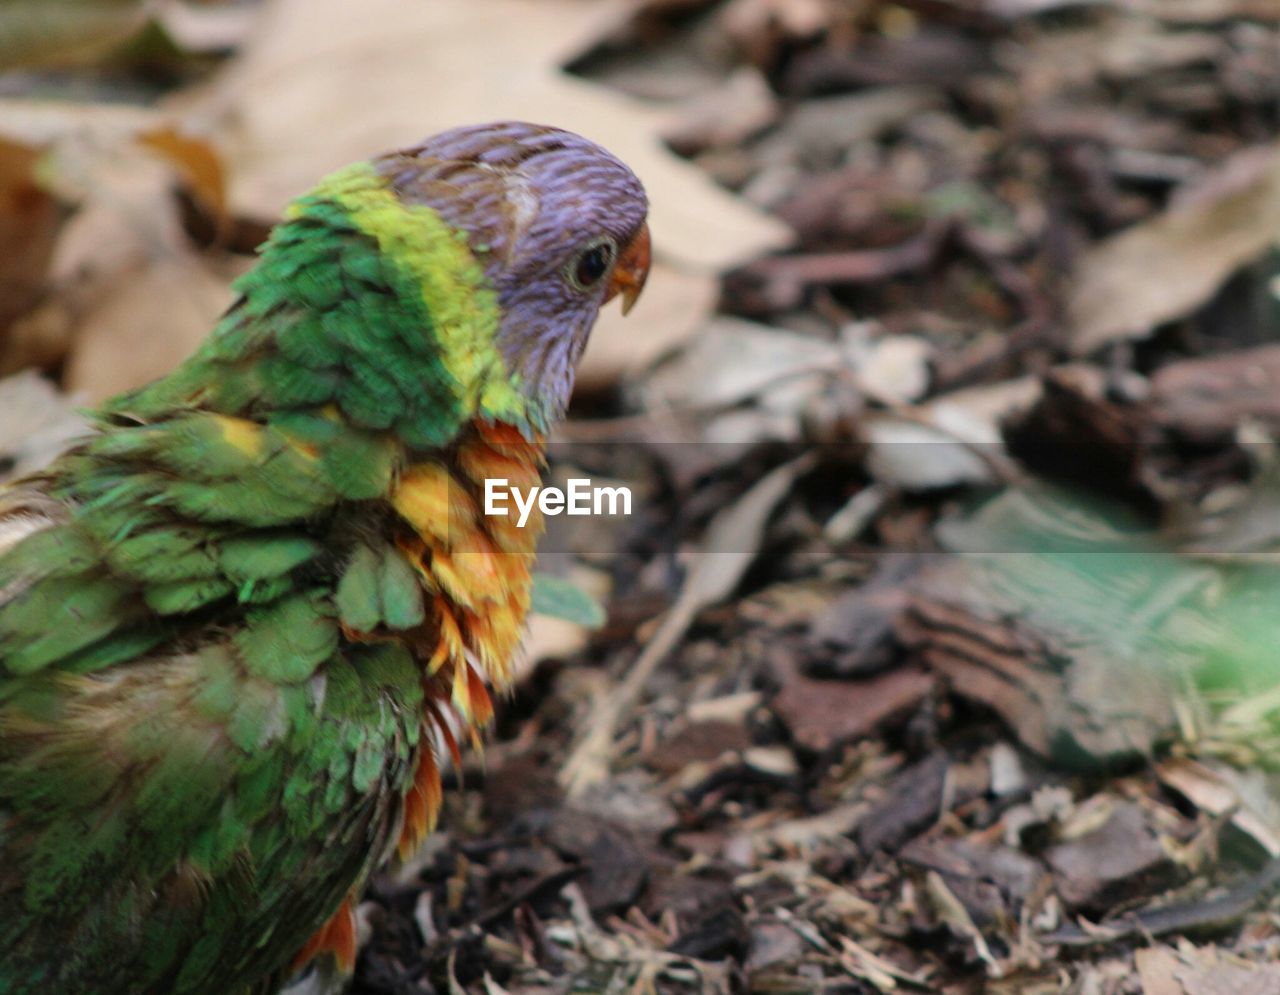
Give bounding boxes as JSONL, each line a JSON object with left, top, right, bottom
{"left": 567, "top": 239, "right": 616, "bottom": 291}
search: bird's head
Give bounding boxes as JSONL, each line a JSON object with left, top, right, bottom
{"left": 128, "top": 122, "right": 649, "bottom": 447}
{"left": 373, "top": 122, "right": 650, "bottom": 433}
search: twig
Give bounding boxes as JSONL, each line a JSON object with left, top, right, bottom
{"left": 558, "top": 454, "right": 815, "bottom": 797}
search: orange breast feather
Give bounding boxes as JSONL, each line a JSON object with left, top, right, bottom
{"left": 390, "top": 421, "right": 545, "bottom": 858}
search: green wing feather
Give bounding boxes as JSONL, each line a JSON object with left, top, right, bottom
{"left": 0, "top": 152, "right": 525, "bottom": 995}
{"left": 0, "top": 402, "right": 432, "bottom": 993}
{"left": 0, "top": 298, "right": 439, "bottom": 994}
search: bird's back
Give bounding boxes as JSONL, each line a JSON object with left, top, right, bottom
{"left": 0, "top": 425, "right": 429, "bottom": 993}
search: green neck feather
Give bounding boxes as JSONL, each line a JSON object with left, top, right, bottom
{"left": 107, "top": 163, "right": 537, "bottom": 445}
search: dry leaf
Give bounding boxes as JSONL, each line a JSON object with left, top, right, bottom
{"left": 1137, "top": 945, "right": 1280, "bottom": 995}
{"left": 720, "top": 0, "right": 832, "bottom": 63}
{"left": 0, "top": 102, "right": 235, "bottom": 397}
{"left": 0, "top": 371, "right": 88, "bottom": 481}
{"left": 0, "top": 136, "right": 61, "bottom": 339}
{"left": 639, "top": 316, "right": 847, "bottom": 447}
{"left": 138, "top": 125, "right": 228, "bottom": 224}
{"left": 1123, "top": 0, "right": 1280, "bottom": 23}
{"left": 0, "top": 96, "right": 162, "bottom": 144}
{"left": 1069, "top": 143, "right": 1280, "bottom": 356}
{"left": 577, "top": 261, "right": 718, "bottom": 391}
{"left": 50, "top": 131, "right": 234, "bottom": 400}
{"left": 677, "top": 453, "right": 813, "bottom": 608}
{"left": 1156, "top": 758, "right": 1280, "bottom": 858}
{"left": 848, "top": 330, "right": 933, "bottom": 405}
{"left": 660, "top": 66, "right": 779, "bottom": 155}
{"left": 157, "top": 0, "right": 263, "bottom": 53}
{"left": 171, "top": 0, "right": 791, "bottom": 274}
{"left": 0, "top": 0, "right": 155, "bottom": 70}
{"left": 1137, "top": 947, "right": 1183, "bottom": 995}
{"left": 644, "top": 317, "right": 840, "bottom": 410}
{"left": 62, "top": 251, "right": 234, "bottom": 400}
{"left": 864, "top": 417, "right": 998, "bottom": 490}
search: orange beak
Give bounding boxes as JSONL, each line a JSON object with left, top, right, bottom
{"left": 603, "top": 222, "right": 650, "bottom": 316}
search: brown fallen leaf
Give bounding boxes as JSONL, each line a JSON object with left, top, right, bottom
{"left": 660, "top": 66, "right": 779, "bottom": 156}
{"left": 174, "top": 0, "right": 790, "bottom": 273}
{"left": 923, "top": 870, "right": 1000, "bottom": 975}
{"left": 770, "top": 659, "right": 936, "bottom": 753}
{"left": 1138, "top": 946, "right": 1185, "bottom": 995}
{"left": 577, "top": 262, "right": 718, "bottom": 392}
{"left": 1150, "top": 343, "right": 1280, "bottom": 440}
{"left": 0, "top": 136, "right": 62, "bottom": 343}
{"left": 1068, "top": 142, "right": 1280, "bottom": 356}
{"left": 156, "top": 0, "right": 263, "bottom": 54}
{"left": 0, "top": 371, "right": 89, "bottom": 482}
{"left": 1045, "top": 801, "right": 1180, "bottom": 910}
{"left": 1125, "top": 0, "right": 1280, "bottom": 24}
{"left": 0, "top": 96, "right": 162, "bottom": 144}
{"left": 1136, "top": 944, "right": 1280, "bottom": 995}
{"left": 1156, "top": 758, "right": 1280, "bottom": 859}
{"left": 641, "top": 316, "right": 841, "bottom": 414}
{"left": 854, "top": 753, "right": 956, "bottom": 856}
{"left": 721, "top": 0, "right": 831, "bottom": 39}
{"left": 1046, "top": 859, "right": 1280, "bottom": 949}
{"left": 0, "top": 104, "right": 236, "bottom": 398}
{"left": 137, "top": 125, "right": 228, "bottom": 229}
{"left": 864, "top": 416, "right": 1004, "bottom": 491}
{"left": 61, "top": 251, "right": 234, "bottom": 400}
{"left": 0, "top": 0, "right": 155, "bottom": 70}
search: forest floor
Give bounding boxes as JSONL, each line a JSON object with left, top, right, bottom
{"left": 3, "top": 1, "right": 1280, "bottom": 992}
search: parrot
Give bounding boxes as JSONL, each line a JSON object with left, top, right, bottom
{"left": 0, "top": 121, "right": 650, "bottom": 994}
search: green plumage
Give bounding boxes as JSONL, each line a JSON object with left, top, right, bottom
{"left": 0, "top": 121, "right": 650, "bottom": 995}
{"left": 112, "top": 167, "right": 489, "bottom": 448}
{"left": 0, "top": 165, "right": 476, "bottom": 995}
{"left": 0, "top": 403, "right": 429, "bottom": 993}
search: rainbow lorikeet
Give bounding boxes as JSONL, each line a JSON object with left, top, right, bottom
{"left": 0, "top": 121, "right": 650, "bottom": 994}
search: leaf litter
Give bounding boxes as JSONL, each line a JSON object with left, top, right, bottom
{"left": 4, "top": 1, "right": 1280, "bottom": 992}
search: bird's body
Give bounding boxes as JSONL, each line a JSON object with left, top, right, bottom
{"left": 0, "top": 122, "right": 649, "bottom": 994}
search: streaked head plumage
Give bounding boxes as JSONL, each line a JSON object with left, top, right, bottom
{"left": 374, "top": 122, "right": 650, "bottom": 428}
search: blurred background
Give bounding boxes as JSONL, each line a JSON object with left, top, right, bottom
{"left": 3, "top": 1, "right": 1280, "bottom": 992}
